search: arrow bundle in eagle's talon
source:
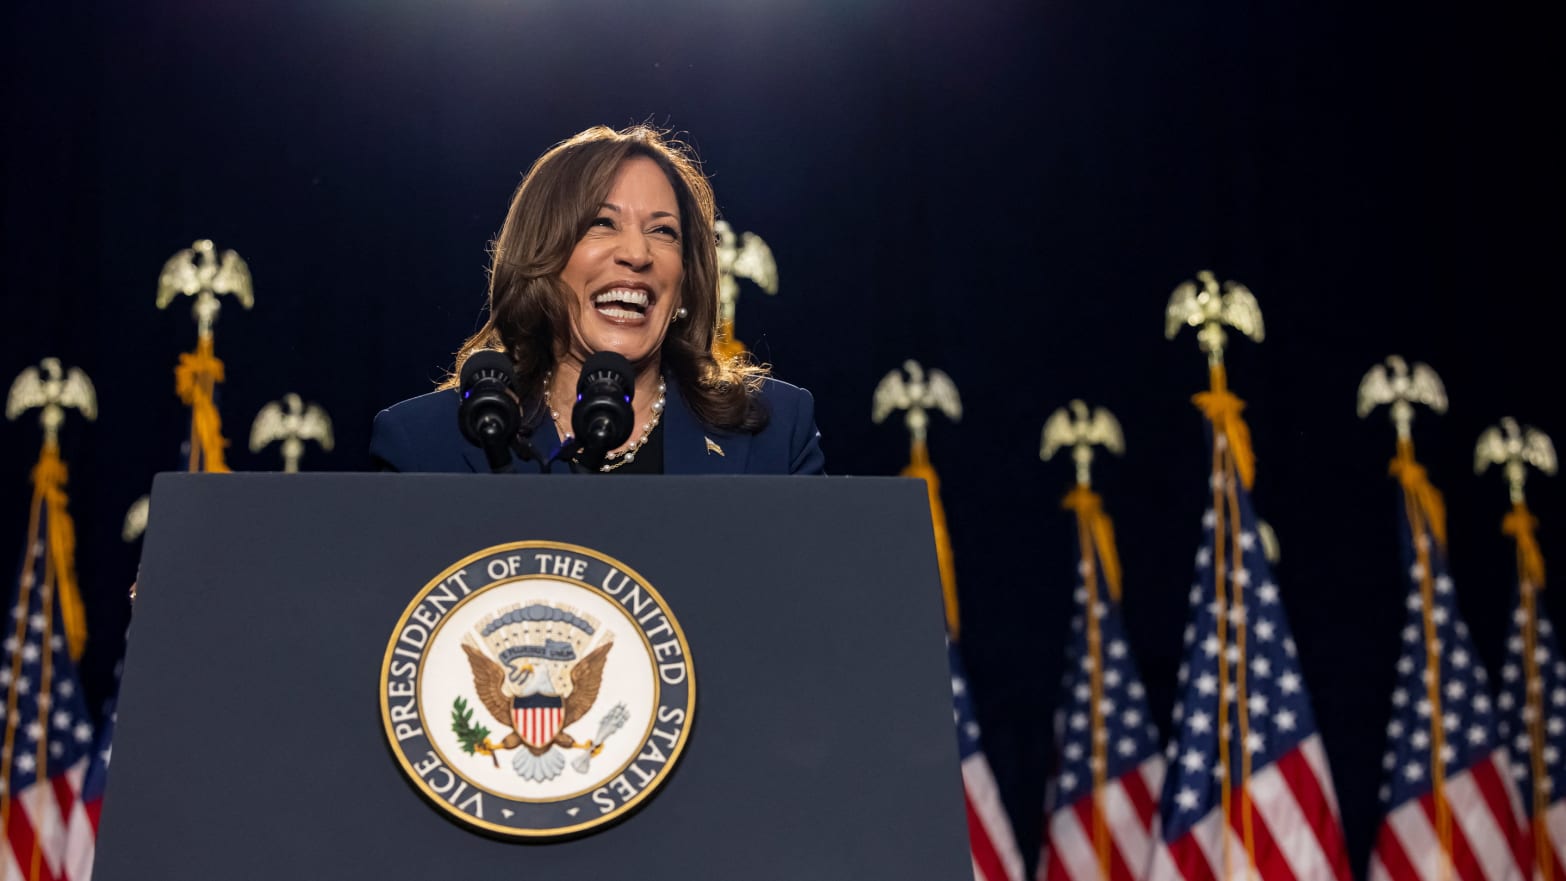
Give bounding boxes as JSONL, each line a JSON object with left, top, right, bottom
{"left": 572, "top": 703, "right": 629, "bottom": 774}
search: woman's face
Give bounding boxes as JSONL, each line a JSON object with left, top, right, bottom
{"left": 558, "top": 155, "right": 686, "bottom": 370}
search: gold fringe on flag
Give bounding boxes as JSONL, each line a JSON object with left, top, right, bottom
{"left": 175, "top": 335, "right": 231, "bottom": 472}
{"left": 902, "top": 439, "right": 960, "bottom": 637}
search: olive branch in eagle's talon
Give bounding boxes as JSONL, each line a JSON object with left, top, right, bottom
{"left": 451, "top": 696, "right": 498, "bottom": 768}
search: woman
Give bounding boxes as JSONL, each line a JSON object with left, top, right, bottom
{"left": 370, "top": 125, "right": 825, "bottom": 475}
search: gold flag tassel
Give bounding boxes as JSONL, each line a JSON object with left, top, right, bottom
{"left": 1063, "top": 486, "right": 1123, "bottom": 601}
{"left": 175, "top": 335, "right": 231, "bottom": 472}
{"left": 1192, "top": 363, "right": 1256, "bottom": 492}
{"left": 31, "top": 442, "right": 88, "bottom": 660}
{"left": 1504, "top": 503, "right": 1546, "bottom": 590}
{"left": 902, "top": 439, "right": 960, "bottom": 636}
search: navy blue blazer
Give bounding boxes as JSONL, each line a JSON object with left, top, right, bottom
{"left": 370, "top": 376, "right": 825, "bottom": 475}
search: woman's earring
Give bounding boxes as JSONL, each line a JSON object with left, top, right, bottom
{"left": 675, "top": 307, "right": 689, "bottom": 321}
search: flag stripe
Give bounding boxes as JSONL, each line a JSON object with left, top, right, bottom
{"left": 1165, "top": 813, "right": 1220, "bottom": 881}
{"left": 1071, "top": 789, "right": 1140, "bottom": 881}
{"left": 1386, "top": 797, "right": 1443, "bottom": 881}
{"left": 1249, "top": 759, "right": 1334, "bottom": 881}
{"left": 1105, "top": 772, "right": 1157, "bottom": 874}
{"left": 1414, "top": 791, "right": 1484, "bottom": 881}
{"left": 1226, "top": 780, "right": 1298, "bottom": 881}
{"left": 1300, "top": 737, "right": 1345, "bottom": 836}
{"left": 968, "top": 789, "right": 1015, "bottom": 881}
{"left": 1050, "top": 801, "right": 1106, "bottom": 881}
{"left": 1371, "top": 828, "right": 1419, "bottom": 881}
{"left": 1123, "top": 760, "right": 1159, "bottom": 833}
{"left": 1466, "top": 755, "right": 1528, "bottom": 879}
{"left": 1276, "top": 743, "right": 1351, "bottom": 879}
{"left": 1415, "top": 794, "right": 1484, "bottom": 881}
{"left": 1449, "top": 760, "right": 1522, "bottom": 881}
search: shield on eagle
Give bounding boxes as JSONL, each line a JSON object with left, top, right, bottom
{"left": 513, "top": 693, "right": 566, "bottom": 750}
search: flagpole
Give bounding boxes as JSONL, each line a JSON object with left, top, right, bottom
{"left": 1, "top": 358, "right": 97, "bottom": 875}
{"left": 1478, "top": 418, "right": 1558, "bottom": 881}
{"left": 1043, "top": 400, "right": 1126, "bottom": 881}
{"left": 1358, "top": 356, "right": 1455, "bottom": 881}
{"left": 1165, "top": 271, "right": 1266, "bottom": 881}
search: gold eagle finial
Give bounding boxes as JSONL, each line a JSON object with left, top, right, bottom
{"left": 1356, "top": 355, "right": 1447, "bottom": 442}
{"left": 713, "top": 219, "right": 778, "bottom": 358}
{"left": 156, "top": 238, "right": 254, "bottom": 339}
{"left": 1040, "top": 400, "right": 1123, "bottom": 488}
{"left": 872, "top": 359, "right": 961, "bottom": 447}
{"left": 6, "top": 357, "right": 97, "bottom": 446}
{"left": 1164, "top": 270, "right": 1264, "bottom": 366}
{"left": 1475, "top": 418, "right": 1556, "bottom": 505}
{"left": 250, "top": 393, "right": 335, "bottom": 472}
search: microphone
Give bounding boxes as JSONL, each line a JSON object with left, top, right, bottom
{"left": 458, "top": 350, "right": 523, "bottom": 473}
{"left": 570, "top": 351, "right": 635, "bottom": 472}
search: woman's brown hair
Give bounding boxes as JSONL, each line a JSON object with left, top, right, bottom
{"left": 445, "top": 125, "right": 770, "bottom": 433}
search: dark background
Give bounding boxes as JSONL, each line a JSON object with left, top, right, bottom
{"left": 2, "top": 0, "right": 1561, "bottom": 874}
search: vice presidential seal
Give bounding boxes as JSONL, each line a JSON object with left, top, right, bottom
{"left": 379, "top": 541, "right": 695, "bottom": 838}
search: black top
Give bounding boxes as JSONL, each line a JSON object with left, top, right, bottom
{"left": 599, "top": 420, "right": 664, "bottom": 474}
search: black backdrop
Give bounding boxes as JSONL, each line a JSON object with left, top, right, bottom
{"left": 3, "top": 0, "right": 1562, "bottom": 873}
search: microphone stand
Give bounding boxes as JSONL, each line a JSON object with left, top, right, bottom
{"left": 543, "top": 434, "right": 600, "bottom": 474}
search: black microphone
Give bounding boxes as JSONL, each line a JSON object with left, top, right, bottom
{"left": 458, "top": 350, "right": 523, "bottom": 473}
{"left": 570, "top": 351, "right": 635, "bottom": 472}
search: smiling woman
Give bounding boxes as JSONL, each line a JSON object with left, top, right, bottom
{"left": 369, "top": 125, "right": 826, "bottom": 476}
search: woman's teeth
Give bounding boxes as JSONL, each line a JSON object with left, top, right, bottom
{"left": 594, "top": 289, "right": 649, "bottom": 308}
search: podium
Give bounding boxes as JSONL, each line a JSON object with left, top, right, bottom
{"left": 93, "top": 473, "right": 974, "bottom": 880}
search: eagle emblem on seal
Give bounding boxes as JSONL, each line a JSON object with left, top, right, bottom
{"left": 457, "top": 602, "right": 629, "bottom": 783}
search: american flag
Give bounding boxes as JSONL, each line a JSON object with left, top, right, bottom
{"left": 1496, "top": 588, "right": 1566, "bottom": 880}
{"left": 1039, "top": 506, "right": 1165, "bottom": 881}
{"left": 2, "top": 499, "right": 98, "bottom": 880}
{"left": 1148, "top": 436, "right": 1352, "bottom": 881}
{"left": 1369, "top": 487, "right": 1527, "bottom": 881}
{"left": 951, "top": 639, "right": 1027, "bottom": 881}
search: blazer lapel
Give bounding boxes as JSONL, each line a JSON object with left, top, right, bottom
{"left": 663, "top": 378, "right": 750, "bottom": 474}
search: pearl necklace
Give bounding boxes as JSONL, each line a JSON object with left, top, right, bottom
{"left": 543, "top": 371, "right": 667, "bottom": 472}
